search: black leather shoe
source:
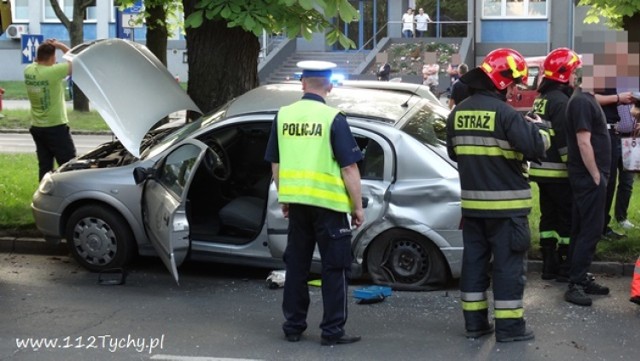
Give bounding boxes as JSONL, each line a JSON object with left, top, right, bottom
{"left": 285, "top": 333, "right": 301, "bottom": 342}
{"left": 602, "top": 228, "right": 625, "bottom": 241}
{"left": 565, "top": 283, "right": 592, "bottom": 306}
{"left": 583, "top": 279, "right": 609, "bottom": 295}
{"left": 321, "top": 334, "right": 361, "bottom": 346}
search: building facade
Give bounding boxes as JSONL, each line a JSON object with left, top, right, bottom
{"left": 0, "top": 0, "right": 186, "bottom": 81}
{"left": 0, "top": 0, "right": 617, "bottom": 81}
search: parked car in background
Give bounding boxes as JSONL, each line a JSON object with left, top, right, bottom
{"left": 508, "top": 56, "right": 544, "bottom": 113}
{"left": 31, "top": 39, "right": 463, "bottom": 291}
{"left": 338, "top": 79, "right": 442, "bottom": 105}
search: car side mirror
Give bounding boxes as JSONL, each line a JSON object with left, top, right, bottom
{"left": 133, "top": 167, "right": 154, "bottom": 185}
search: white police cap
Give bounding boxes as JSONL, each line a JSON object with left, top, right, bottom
{"left": 297, "top": 60, "right": 337, "bottom": 79}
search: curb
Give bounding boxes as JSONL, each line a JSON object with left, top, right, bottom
{"left": 0, "top": 236, "right": 67, "bottom": 256}
{"left": 1, "top": 236, "right": 634, "bottom": 277}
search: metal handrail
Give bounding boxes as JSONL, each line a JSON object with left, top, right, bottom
{"left": 388, "top": 19, "right": 472, "bottom": 36}
{"left": 259, "top": 31, "right": 287, "bottom": 62}
{"left": 347, "top": 22, "right": 390, "bottom": 66}
{"left": 347, "top": 20, "right": 471, "bottom": 72}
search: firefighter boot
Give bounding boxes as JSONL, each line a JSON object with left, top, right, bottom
{"left": 540, "top": 240, "right": 558, "bottom": 280}
{"left": 464, "top": 309, "right": 494, "bottom": 339}
{"left": 555, "top": 244, "right": 570, "bottom": 283}
{"left": 495, "top": 318, "right": 534, "bottom": 343}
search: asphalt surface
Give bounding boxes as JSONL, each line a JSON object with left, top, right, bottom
{"left": 1, "top": 250, "right": 639, "bottom": 361}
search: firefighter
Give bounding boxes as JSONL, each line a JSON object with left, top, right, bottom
{"left": 446, "top": 48, "right": 550, "bottom": 342}
{"left": 529, "top": 48, "right": 582, "bottom": 281}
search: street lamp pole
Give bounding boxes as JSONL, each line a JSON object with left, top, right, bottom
{"left": 436, "top": 0, "right": 441, "bottom": 38}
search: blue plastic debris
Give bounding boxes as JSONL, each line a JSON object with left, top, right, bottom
{"left": 353, "top": 285, "right": 392, "bottom": 304}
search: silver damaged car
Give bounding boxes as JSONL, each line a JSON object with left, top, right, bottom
{"left": 32, "top": 39, "right": 462, "bottom": 290}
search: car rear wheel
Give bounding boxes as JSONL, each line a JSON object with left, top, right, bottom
{"left": 65, "top": 205, "right": 136, "bottom": 272}
{"left": 366, "top": 229, "right": 449, "bottom": 291}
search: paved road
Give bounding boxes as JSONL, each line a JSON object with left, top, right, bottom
{"left": 0, "top": 243, "right": 639, "bottom": 361}
{"left": 0, "top": 132, "right": 114, "bottom": 154}
{"left": 0, "top": 99, "right": 184, "bottom": 154}
{"left": 0, "top": 99, "right": 108, "bottom": 154}
{"left": 2, "top": 99, "right": 54, "bottom": 110}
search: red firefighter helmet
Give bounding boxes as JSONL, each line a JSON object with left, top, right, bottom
{"left": 480, "top": 48, "right": 528, "bottom": 90}
{"left": 543, "top": 48, "right": 581, "bottom": 83}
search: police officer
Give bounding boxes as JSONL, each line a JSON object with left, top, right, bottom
{"left": 264, "top": 61, "right": 364, "bottom": 345}
{"left": 446, "top": 48, "right": 550, "bottom": 342}
{"left": 529, "top": 48, "right": 582, "bottom": 281}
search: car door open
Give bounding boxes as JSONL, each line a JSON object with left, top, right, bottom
{"left": 138, "top": 140, "right": 209, "bottom": 284}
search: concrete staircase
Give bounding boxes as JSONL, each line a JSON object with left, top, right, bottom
{"left": 264, "top": 51, "right": 368, "bottom": 84}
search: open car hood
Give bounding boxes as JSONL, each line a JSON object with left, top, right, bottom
{"left": 65, "top": 39, "right": 202, "bottom": 158}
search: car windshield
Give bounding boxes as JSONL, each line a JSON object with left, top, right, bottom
{"left": 399, "top": 100, "right": 451, "bottom": 163}
{"left": 141, "top": 105, "right": 230, "bottom": 159}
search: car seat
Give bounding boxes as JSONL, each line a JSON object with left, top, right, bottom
{"left": 218, "top": 196, "right": 265, "bottom": 235}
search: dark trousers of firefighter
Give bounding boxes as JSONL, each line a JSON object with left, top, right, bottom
{"left": 567, "top": 173, "right": 608, "bottom": 284}
{"left": 538, "top": 182, "right": 573, "bottom": 275}
{"left": 538, "top": 183, "right": 572, "bottom": 244}
{"left": 282, "top": 204, "right": 352, "bottom": 339}
{"left": 461, "top": 216, "right": 529, "bottom": 337}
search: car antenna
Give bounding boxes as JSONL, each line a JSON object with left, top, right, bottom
{"left": 401, "top": 84, "right": 421, "bottom": 108}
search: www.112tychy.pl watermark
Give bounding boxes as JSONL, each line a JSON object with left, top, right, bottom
{"left": 15, "top": 334, "right": 165, "bottom": 354}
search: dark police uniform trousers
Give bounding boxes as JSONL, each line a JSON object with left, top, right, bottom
{"left": 282, "top": 203, "right": 352, "bottom": 339}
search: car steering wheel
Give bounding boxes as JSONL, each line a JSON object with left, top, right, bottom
{"left": 204, "top": 140, "right": 231, "bottom": 181}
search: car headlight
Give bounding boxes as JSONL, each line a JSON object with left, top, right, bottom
{"left": 38, "top": 173, "right": 55, "bottom": 194}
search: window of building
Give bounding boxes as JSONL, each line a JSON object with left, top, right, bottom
{"left": 482, "top": 0, "right": 547, "bottom": 18}
{"left": 43, "top": 0, "right": 99, "bottom": 22}
{"left": 12, "top": 0, "right": 29, "bottom": 22}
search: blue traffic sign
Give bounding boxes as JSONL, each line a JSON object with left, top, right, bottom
{"left": 21, "top": 35, "right": 44, "bottom": 64}
{"left": 123, "top": 0, "right": 144, "bottom": 14}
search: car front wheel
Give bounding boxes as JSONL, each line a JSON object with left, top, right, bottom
{"left": 366, "top": 229, "right": 449, "bottom": 291}
{"left": 65, "top": 205, "right": 136, "bottom": 272}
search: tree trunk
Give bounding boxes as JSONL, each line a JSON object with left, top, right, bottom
{"left": 623, "top": 13, "right": 640, "bottom": 86}
{"left": 183, "top": 0, "right": 260, "bottom": 116}
{"left": 145, "top": 3, "right": 168, "bottom": 66}
{"left": 623, "top": 13, "right": 640, "bottom": 48}
{"left": 70, "top": 2, "right": 89, "bottom": 112}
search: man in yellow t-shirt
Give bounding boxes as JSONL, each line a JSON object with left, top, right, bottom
{"left": 24, "top": 39, "right": 76, "bottom": 181}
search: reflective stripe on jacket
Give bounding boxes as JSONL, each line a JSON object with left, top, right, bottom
{"left": 446, "top": 90, "right": 550, "bottom": 217}
{"left": 529, "top": 88, "right": 571, "bottom": 182}
{"left": 276, "top": 100, "right": 351, "bottom": 213}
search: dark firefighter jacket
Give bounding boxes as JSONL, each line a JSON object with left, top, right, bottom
{"left": 529, "top": 82, "right": 573, "bottom": 183}
{"left": 446, "top": 90, "right": 550, "bottom": 218}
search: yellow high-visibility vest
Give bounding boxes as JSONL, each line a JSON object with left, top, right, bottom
{"left": 277, "top": 100, "right": 351, "bottom": 213}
